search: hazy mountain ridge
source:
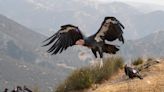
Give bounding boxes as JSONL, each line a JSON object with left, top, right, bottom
{"left": 1, "top": 1, "right": 164, "bottom": 39}
{"left": 0, "top": 14, "right": 45, "bottom": 63}
{"left": 120, "top": 30, "right": 164, "bottom": 60}
{"left": 129, "top": 10, "right": 164, "bottom": 38}
{"left": 0, "top": 14, "right": 75, "bottom": 91}
{"left": 0, "top": 14, "right": 44, "bottom": 48}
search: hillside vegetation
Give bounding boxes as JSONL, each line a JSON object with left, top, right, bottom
{"left": 55, "top": 57, "right": 124, "bottom": 92}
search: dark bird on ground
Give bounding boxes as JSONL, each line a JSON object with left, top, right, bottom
{"left": 11, "top": 86, "right": 22, "bottom": 92}
{"left": 3, "top": 88, "right": 8, "bottom": 92}
{"left": 11, "top": 89, "right": 16, "bottom": 92}
{"left": 124, "top": 64, "right": 143, "bottom": 80}
{"left": 23, "top": 86, "right": 32, "bottom": 92}
{"left": 43, "top": 16, "right": 125, "bottom": 67}
{"left": 11, "top": 88, "right": 17, "bottom": 92}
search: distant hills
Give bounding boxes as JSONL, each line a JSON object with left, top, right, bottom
{"left": 0, "top": 14, "right": 45, "bottom": 63}
{"left": 0, "top": 1, "right": 164, "bottom": 40}
{"left": 129, "top": 10, "right": 164, "bottom": 39}
{"left": 120, "top": 30, "right": 164, "bottom": 60}
{"left": 0, "top": 14, "right": 76, "bottom": 91}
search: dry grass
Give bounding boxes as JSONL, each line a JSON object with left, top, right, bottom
{"left": 132, "top": 57, "right": 144, "bottom": 66}
{"left": 33, "top": 86, "right": 40, "bottom": 92}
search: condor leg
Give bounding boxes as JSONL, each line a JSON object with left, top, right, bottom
{"left": 98, "top": 47, "right": 103, "bottom": 68}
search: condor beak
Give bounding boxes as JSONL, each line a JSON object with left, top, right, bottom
{"left": 75, "top": 39, "right": 84, "bottom": 45}
{"left": 75, "top": 39, "right": 85, "bottom": 45}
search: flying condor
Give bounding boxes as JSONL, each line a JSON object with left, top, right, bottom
{"left": 43, "top": 16, "right": 125, "bottom": 67}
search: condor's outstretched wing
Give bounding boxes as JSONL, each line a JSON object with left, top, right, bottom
{"left": 43, "top": 24, "right": 83, "bottom": 55}
{"left": 94, "top": 16, "right": 125, "bottom": 43}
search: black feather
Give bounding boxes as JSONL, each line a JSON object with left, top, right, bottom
{"left": 42, "top": 34, "right": 58, "bottom": 46}
{"left": 119, "top": 22, "right": 124, "bottom": 29}
{"left": 43, "top": 24, "right": 83, "bottom": 54}
{"left": 42, "top": 33, "right": 56, "bottom": 42}
{"left": 47, "top": 37, "right": 61, "bottom": 53}
{"left": 93, "top": 16, "right": 124, "bottom": 43}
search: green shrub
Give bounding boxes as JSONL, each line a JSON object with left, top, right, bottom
{"left": 91, "top": 57, "right": 124, "bottom": 83}
{"left": 132, "top": 57, "right": 144, "bottom": 66}
{"left": 147, "top": 57, "right": 155, "bottom": 61}
{"left": 33, "top": 87, "right": 39, "bottom": 92}
{"left": 55, "top": 68, "right": 93, "bottom": 92}
{"left": 55, "top": 56, "right": 124, "bottom": 92}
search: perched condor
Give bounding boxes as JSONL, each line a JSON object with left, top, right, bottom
{"left": 43, "top": 16, "right": 125, "bottom": 67}
{"left": 3, "top": 88, "right": 8, "bottom": 92}
{"left": 11, "top": 86, "right": 22, "bottom": 92}
{"left": 124, "top": 64, "right": 143, "bottom": 80}
{"left": 24, "top": 86, "right": 32, "bottom": 92}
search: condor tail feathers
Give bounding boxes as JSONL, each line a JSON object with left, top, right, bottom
{"left": 103, "top": 44, "right": 119, "bottom": 54}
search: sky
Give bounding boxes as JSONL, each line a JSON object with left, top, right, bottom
{"left": 24, "top": 0, "right": 164, "bottom": 12}
{"left": 90, "top": 0, "right": 164, "bottom": 6}
{"left": 25, "top": 0, "right": 164, "bottom": 6}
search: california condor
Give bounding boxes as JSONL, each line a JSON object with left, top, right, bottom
{"left": 3, "top": 88, "right": 8, "bottom": 92}
{"left": 43, "top": 16, "right": 125, "bottom": 67}
{"left": 124, "top": 64, "right": 143, "bottom": 80}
